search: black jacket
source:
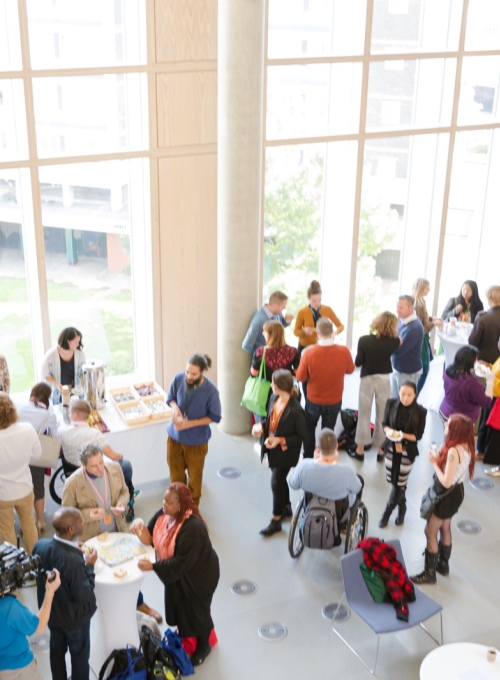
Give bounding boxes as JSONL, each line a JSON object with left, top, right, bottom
{"left": 469, "top": 306, "right": 500, "bottom": 364}
{"left": 382, "top": 398, "right": 427, "bottom": 463}
{"left": 261, "top": 394, "right": 306, "bottom": 468}
{"left": 34, "top": 537, "right": 96, "bottom": 628}
{"left": 150, "top": 513, "right": 219, "bottom": 638}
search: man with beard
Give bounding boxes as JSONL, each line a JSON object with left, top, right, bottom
{"left": 166, "top": 354, "right": 222, "bottom": 506}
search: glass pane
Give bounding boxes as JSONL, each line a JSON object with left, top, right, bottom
{"left": 353, "top": 133, "right": 449, "bottom": 347}
{"left": 0, "top": 79, "right": 29, "bottom": 162}
{"left": 465, "top": 0, "right": 500, "bottom": 51}
{"left": 371, "top": 0, "right": 462, "bottom": 54}
{"left": 40, "top": 159, "right": 147, "bottom": 379}
{"left": 457, "top": 56, "right": 500, "bottom": 126}
{"left": 33, "top": 73, "right": 148, "bottom": 158}
{"left": 26, "top": 0, "right": 146, "bottom": 69}
{"left": 366, "top": 58, "right": 456, "bottom": 131}
{"left": 0, "top": 169, "right": 36, "bottom": 392}
{"left": 0, "top": 0, "right": 22, "bottom": 70}
{"left": 268, "top": 0, "right": 367, "bottom": 59}
{"left": 267, "top": 63, "right": 362, "bottom": 140}
{"left": 264, "top": 145, "right": 325, "bottom": 314}
{"left": 438, "top": 130, "right": 491, "bottom": 315}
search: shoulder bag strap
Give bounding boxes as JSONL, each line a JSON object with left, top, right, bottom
{"left": 37, "top": 409, "right": 52, "bottom": 435}
{"left": 259, "top": 347, "right": 267, "bottom": 380}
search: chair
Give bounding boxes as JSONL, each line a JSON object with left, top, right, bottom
{"left": 331, "top": 538, "right": 443, "bottom": 675}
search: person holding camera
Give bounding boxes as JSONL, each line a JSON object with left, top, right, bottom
{"left": 34, "top": 507, "right": 97, "bottom": 680}
{"left": 0, "top": 561, "right": 61, "bottom": 680}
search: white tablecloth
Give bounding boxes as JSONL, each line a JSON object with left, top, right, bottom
{"left": 420, "top": 642, "right": 500, "bottom": 679}
{"left": 437, "top": 328, "right": 470, "bottom": 368}
{"left": 86, "top": 531, "right": 156, "bottom": 673}
{"left": 57, "top": 374, "right": 170, "bottom": 486}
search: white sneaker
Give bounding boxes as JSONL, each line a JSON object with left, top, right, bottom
{"left": 485, "top": 466, "right": 500, "bottom": 477}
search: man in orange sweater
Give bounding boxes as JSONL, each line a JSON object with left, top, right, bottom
{"left": 296, "top": 318, "right": 355, "bottom": 458}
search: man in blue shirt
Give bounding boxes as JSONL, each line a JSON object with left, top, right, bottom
{"left": 0, "top": 553, "right": 60, "bottom": 680}
{"left": 166, "top": 354, "right": 222, "bottom": 506}
{"left": 390, "top": 295, "right": 424, "bottom": 398}
{"left": 288, "top": 428, "right": 362, "bottom": 510}
{"left": 242, "top": 291, "right": 294, "bottom": 354}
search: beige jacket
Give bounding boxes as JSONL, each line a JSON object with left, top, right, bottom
{"left": 61, "top": 462, "right": 129, "bottom": 541}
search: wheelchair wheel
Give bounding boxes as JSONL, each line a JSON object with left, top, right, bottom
{"left": 344, "top": 501, "right": 369, "bottom": 554}
{"left": 288, "top": 496, "right": 306, "bottom": 558}
{"left": 49, "top": 466, "right": 67, "bottom": 505}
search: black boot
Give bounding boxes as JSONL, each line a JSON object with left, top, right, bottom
{"left": 411, "top": 549, "right": 438, "bottom": 584}
{"left": 395, "top": 488, "right": 406, "bottom": 526}
{"left": 378, "top": 486, "right": 398, "bottom": 528}
{"left": 191, "top": 634, "right": 211, "bottom": 666}
{"left": 437, "top": 542, "right": 452, "bottom": 576}
{"left": 260, "top": 519, "right": 282, "bottom": 537}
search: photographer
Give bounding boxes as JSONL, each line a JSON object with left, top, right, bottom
{"left": 0, "top": 564, "right": 60, "bottom": 679}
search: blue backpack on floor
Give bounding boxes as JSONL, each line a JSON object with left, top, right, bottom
{"left": 99, "top": 645, "right": 147, "bottom": 680}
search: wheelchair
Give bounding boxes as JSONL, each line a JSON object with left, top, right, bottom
{"left": 288, "top": 491, "right": 369, "bottom": 558}
{"left": 49, "top": 451, "right": 79, "bottom": 505}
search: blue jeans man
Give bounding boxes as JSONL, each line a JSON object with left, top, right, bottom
{"left": 303, "top": 400, "right": 342, "bottom": 458}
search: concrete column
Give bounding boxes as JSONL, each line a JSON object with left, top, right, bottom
{"left": 217, "top": 0, "right": 266, "bottom": 435}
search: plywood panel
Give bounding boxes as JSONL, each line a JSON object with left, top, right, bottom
{"left": 158, "top": 154, "right": 218, "bottom": 387}
{"left": 155, "top": 0, "right": 217, "bottom": 62}
{"left": 157, "top": 72, "right": 217, "bottom": 147}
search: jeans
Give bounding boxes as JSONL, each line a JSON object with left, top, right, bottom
{"left": 117, "top": 459, "right": 134, "bottom": 498}
{"left": 390, "top": 369, "right": 422, "bottom": 398}
{"left": 304, "top": 399, "right": 342, "bottom": 458}
{"left": 49, "top": 623, "right": 91, "bottom": 680}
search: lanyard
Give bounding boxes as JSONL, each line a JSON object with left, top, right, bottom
{"left": 84, "top": 468, "right": 109, "bottom": 508}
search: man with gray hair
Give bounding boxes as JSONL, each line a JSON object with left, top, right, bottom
{"left": 296, "top": 318, "right": 355, "bottom": 458}
{"left": 34, "top": 507, "right": 97, "bottom": 680}
{"left": 390, "top": 295, "right": 424, "bottom": 398}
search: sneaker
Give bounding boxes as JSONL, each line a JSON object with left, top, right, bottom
{"left": 485, "top": 466, "right": 500, "bottom": 477}
{"left": 133, "top": 489, "right": 142, "bottom": 500}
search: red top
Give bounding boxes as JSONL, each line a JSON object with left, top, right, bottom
{"left": 296, "top": 344, "right": 355, "bottom": 404}
{"left": 251, "top": 345, "right": 298, "bottom": 382}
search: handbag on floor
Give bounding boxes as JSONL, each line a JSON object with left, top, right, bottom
{"left": 31, "top": 410, "right": 62, "bottom": 469}
{"left": 241, "top": 348, "right": 271, "bottom": 417}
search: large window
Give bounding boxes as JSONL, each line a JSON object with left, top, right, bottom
{"left": 0, "top": 0, "right": 150, "bottom": 393}
{"left": 265, "top": 0, "right": 500, "bottom": 347}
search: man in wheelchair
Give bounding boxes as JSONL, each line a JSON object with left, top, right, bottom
{"left": 288, "top": 428, "right": 363, "bottom": 542}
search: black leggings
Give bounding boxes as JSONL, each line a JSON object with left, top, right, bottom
{"left": 270, "top": 467, "right": 291, "bottom": 517}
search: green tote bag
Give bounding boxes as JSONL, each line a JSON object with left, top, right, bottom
{"left": 241, "top": 348, "right": 271, "bottom": 416}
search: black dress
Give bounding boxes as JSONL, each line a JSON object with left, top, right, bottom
{"left": 149, "top": 511, "right": 220, "bottom": 637}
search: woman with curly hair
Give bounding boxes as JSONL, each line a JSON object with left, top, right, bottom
{"left": 132, "top": 482, "right": 220, "bottom": 666}
{"left": 351, "top": 311, "right": 400, "bottom": 462}
{"left": 411, "top": 414, "right": 475, "bottom": 584}
{"left": 0, "top": 393, "right": 41, "bottom": 553}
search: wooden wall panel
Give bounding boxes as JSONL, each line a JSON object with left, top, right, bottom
{"left": 158, "top": 154, "right": 218, "bottom": 386}
{"left": 157, "top": 72, "right": 217, "bottom": 147}
{"left": 155, "top": 0, "right": 217, "bottom": 62}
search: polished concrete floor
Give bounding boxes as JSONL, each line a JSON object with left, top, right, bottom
{"left": 18, "top": 358, "right": 500, "bottom": 680}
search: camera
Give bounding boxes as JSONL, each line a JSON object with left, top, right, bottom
{"left": 0, "top": 542, "right": 54, "bottom": 597}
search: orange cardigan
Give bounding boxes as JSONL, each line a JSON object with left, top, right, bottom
{"left": 293, "top": 304, "right": 344, "bottom": 348}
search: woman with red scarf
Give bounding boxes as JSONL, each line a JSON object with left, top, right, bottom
{"left": 411, "top": 414, "right": 475, "bottom": 585}
{"left": 132, "top": 483, "right": 219, "bottom": 666}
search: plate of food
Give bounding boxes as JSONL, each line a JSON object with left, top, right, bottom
{"left": 474, "top": 362, "right": 491, "bottom": 378}
{"left": 112, "top": 567, "right": 130, "bottom": 581}
{"left": 386, "top": 429, "right": 403, "bottom": 442}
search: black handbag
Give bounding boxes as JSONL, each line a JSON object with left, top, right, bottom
{"left": 419, "top": 483, "right": 456, "bottom": 520}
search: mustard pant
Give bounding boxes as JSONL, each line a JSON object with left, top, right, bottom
{"left": 0, "top": 490, "right": 38, "bottom": 554}
{"left": 167, "top": 437, "right": 208, "bottom": 506}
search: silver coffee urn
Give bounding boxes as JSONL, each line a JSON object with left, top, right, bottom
{"left": 82, "top": 360, "right": 106, "bottom": 410}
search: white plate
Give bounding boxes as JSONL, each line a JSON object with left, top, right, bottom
{"left": 386, "top": 431, "right": 403, "bottom": 442}
{"left": 111, "top": 568, "right": 131, "bottom": 581}
{"left": 474, "top": 364, "right": 491, "bottom": 378}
